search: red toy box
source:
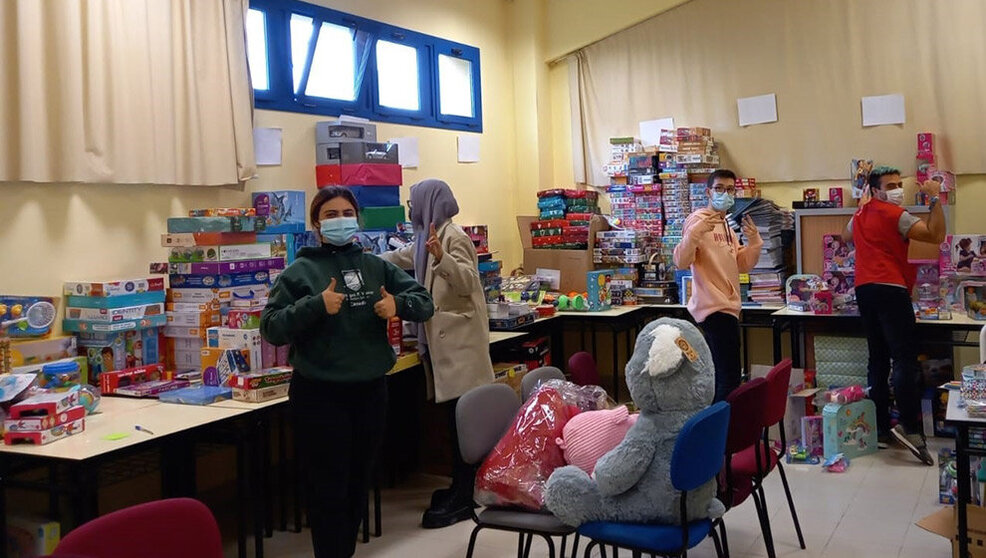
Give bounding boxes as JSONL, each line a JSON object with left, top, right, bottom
{"left": 8, "top": 391, "right": 80, "bottom": 420}
{"left": 4, "top": 405, "right": 85, "bottom": 432}
{"left": 100, "top": 364, "right": 169, "bottom": 395}
{"left": 4, "top": 418, "right": 84, "bottom": 445}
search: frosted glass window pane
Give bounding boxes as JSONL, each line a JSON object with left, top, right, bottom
{"left": 438, "top": 54, "right": 474, "bottom": 117}
{"left": 376, "top": 41, "right": 419, "bottom": 111}
{"left": 289, "top": 14, "right": 314, "bottom": 94}
{"left": 246, "top": 9, "right": 269, "bottom": 91}
{"left": 306, "top": 22, "right": 357, "bottom": 101}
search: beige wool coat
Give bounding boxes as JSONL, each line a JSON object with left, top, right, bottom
{"left": 379, "top": 221, "right": 494, "bottom": 402}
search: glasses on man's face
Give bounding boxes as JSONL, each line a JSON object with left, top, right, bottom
{"left": 712, "top": 186, "right": 736, "bottom": 195}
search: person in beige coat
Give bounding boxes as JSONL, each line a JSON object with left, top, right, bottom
{"left": 379, "top": 178, "right": 494, "bottom": 528}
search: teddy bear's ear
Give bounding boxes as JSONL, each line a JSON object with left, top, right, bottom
{"left": 646, "top": 324, "right": 685, "bottom": 378}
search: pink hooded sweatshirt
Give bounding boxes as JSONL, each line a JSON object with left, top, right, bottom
{"left": 673, "top": 207, "right": 763, "bottom": 322}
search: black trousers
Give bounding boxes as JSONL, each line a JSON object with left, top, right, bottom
{"left": 290, "top": 373, "right": 388, "bottom": 558}
{"left": 699, "top": 311, "right": 742, "bottom": 403}
{"left": 443, "top": 397, "right": 476, "bottom": 500}
{"left": 856, "top": 283, "right": 923, "bottom": 435}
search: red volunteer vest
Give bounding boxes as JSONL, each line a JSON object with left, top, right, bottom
{"left": 853, "top": 200, "right": 916, "bottom": 290}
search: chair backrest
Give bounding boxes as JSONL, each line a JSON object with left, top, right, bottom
{"left": 521, "top": 366, "right": 565, "bottom": 401}
{"left": 53, "top": 498, "right": 222, "bottom": 558}
{"left": 456, "top": 383, "right": 521, "bottom": 465}
{"left": 567, "top": 351, "right": 600, "bottom": 387}
{"left": 763, "top": 359, "right": 793, "bottom": 428}
{"left": 670, "top": 401, "right": 731, "bottom": 492}
{"left": 724, "top": 378, "right": 769, "bottom": 454}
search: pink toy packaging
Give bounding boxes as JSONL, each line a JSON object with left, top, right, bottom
{"left": 822, "top": 235, "right": 855, "bottom": 273}
{"left": 811, "top": 290, "right": 833, "bottom": 314}
{"left": 801, "top": 415, "right": 824, "bottom": 457}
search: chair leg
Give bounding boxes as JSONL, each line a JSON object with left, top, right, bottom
{"left": 777, "top": 462, "right": 806, "bottom": 549}
{"left": 718, "top": 520, "right": 730, "bottom": 558}
{"left": 373, "top": 480, "right": 382, "bottom": 537}
{"left": 361, "top": 490, "right": 370, "bottom": 543}
{"left": 711, "top": 527, "right": 724, "bottom": 558}
{"left": 541, "top": 533, "right": 557, "bottom": 558}
{"left": 571, "top": 533, "right": 581, "bottom": 558}
{"left": 523, "top": 534, "right": 534, "bottom": 558}
{"left": 517, "top": 533, "right": 526, "bottom": 558}
{"left": 583, "top": 540, "right": 596, "bottom": 558}
{"left": 752, "top": 490, "right": 776, "bottom": 558}
{"left": 560, "top": 535, "right": 568, "bottom": 558}
{"left": 466, "top": 525, "right": 483, "bottom": 558}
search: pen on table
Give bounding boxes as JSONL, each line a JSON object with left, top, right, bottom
{"left": 135, "top": 425, "right": 155, "bottom": 436}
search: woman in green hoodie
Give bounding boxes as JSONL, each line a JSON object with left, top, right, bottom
{"left": 261, "top": 186, "right": 434, "bottom": 558}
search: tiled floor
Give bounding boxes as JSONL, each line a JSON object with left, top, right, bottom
{"left": 235, "top": 440, "right": 954, "bottom": 558}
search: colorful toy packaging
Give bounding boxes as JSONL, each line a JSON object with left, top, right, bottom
{"left": 942, "top": 235, "right": 986, "bottom": 276}
{"left": 207, "top": 327, "right": 262, "bottom": 371}
{"left": 822, "top": 399, "right": 877, "bottom": 459}
{"left": 822, "top": 235, "right": 855, "bottom": 273}
{"left": 960, "top": 281, "right": 986, "bottom": 320}
{"left": 232, "top": 383, "right": 289, "bottom": 403}
{"left": 77, "top": 328, "right": 162, "bottom": 379}
{"left": 801, "top": 415, "right": 823, "bottom": 457}
{"left": 200, "top": 348, "right": 250, "bottom": 387}
{"left": 229, "top": 366, "right": 292, "bottom": 391}
{"left": 4, "top": 516, "right": 61, "bottom": 556}
{"left": 252, "top": 190, "right": 307, "bottom": 233}
{"left": 0, "top": 296, "right": 57, "bottom": 338}
{"left": 938, "top": 448, "right": 984, "bottom": 505}
{"left": 100, "top": 364, "right": 169, "bottom": 395}
{"left": 6, "top": 336, "right": 76, "bottom": 367}
{"left": 159, "top": 385, "right": 232, "bottom": 405}
{"left": 63, "top": 277, "right": 165, "bottom": 298}
{"left": 850, "top": 159, "right": 873, "bottom": 199}
{"left": 586, "top": 270, "right": 614, "bottom": 311}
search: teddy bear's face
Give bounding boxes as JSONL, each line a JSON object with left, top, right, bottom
{"left": 624, "top": 318, "right": 714, "bottom": 413}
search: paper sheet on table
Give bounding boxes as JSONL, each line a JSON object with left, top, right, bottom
{"left": 457, "top": 134, "right": 480, "bottom": 163}
{"left": 638, "top": 117, "right": 675, "bottom": 146}
{"left": 737, "top": 94, "right": 778, "bottom": 127}
{"left": 253, "top": 127, "right": 282, "bottom": 166}
{"left": 861, "top": 94, "right": 906, "bottom": 127}
{"left": 388, "top": 137, "right": 420, "bottom": 168}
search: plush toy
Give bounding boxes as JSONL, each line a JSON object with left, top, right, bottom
{"left": 545, "top": 317, "right": 724, "bottom": 526}
{"left": 556, "top": 406, "right": 638, "bottom": 475}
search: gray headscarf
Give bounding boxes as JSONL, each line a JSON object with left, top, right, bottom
{"left": 409, "top": 179, "right": 460, "bottom": 353}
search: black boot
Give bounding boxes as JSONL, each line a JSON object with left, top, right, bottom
{"left": 421, "top": 492, "right": 474, "bottom": 529}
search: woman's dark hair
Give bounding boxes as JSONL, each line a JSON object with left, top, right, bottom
{"left": 705, "top": 169, "right": 737, "bottom": 188}
{"left": 309, "top": 186, "right": 360, "bottom": 229}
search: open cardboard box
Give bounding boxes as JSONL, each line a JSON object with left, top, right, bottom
{"left": 516, "top": 215, "right": 609, "bottom": 293}
{"left": 750, "top": 364, "right": 824, "bottom": 443}
{"left": 917, "top": 504, "right": 986, "bottom": 558}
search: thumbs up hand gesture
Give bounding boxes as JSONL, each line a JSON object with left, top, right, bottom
{"left": 322, "top": 278, "right": 345, "bottom": 315}
{"left": 426, "top": 223, "right": 443, "bottom": 263}
{"left": 374, "top": 286, "right": 397, "bottom": 319}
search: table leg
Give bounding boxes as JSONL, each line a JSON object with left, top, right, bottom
{"left": 741, "top": 321, "right": 750, "bottom": 379}
{"left": 957, "top": 425, "right": 971, "bottom": 558}
{"left": 278, "top": 409, "right": 287, "bottom": 532}
{"left": 551, "top": 321, "right": 565, "bottom": 369}
{"left": 237, "top": 428, "right": 248, "bottom": 558}
{"left": 71, "top": 462, "right": 98, "bottom": 529}
{"left": 48, "top": 463, "right": 59, "bottom": 521}
{"left": 263, "top": 412, "right": 273, "bottom": 539}
{"left": 772, "top": 319, "right": 783, "bottom": 365}
{"left": 0, "top": 458, "right": 7, "bottom": 558}
{"left": 254, "top": 417, "right": 266, "bottom": 558}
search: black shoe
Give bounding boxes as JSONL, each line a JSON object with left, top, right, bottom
{"left": 890, "top": 424, "right": 935, "bottom": 466}
{"left": 430, "top": 487, "right": 453, "bottom": 508}
{"left": 421, "top": 499, "right": 474, "bottom": 529}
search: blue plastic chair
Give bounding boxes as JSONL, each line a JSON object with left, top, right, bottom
{"left": 578, "top": 401, "right": 731, "bottom": 558}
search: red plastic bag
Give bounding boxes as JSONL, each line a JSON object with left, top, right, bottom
{"left": 475, "top": 386, "right": 580, "bottom": 510}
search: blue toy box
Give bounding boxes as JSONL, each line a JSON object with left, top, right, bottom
{"left": 77, "top": 327, "right": 162, "bottom": 379}
{"left": 347, "top": 185, "right": 400, "bottom": 208}
{"left": 159, "top": 385, "right": 232, "bottom": 405}
{"left": 586, "top": 270, "right": 614, "bottom": 312}
{"left": 256, "top": 231, "right": 319, "bottom": 263}
{"left": 252, "top": 191, "right": 306, "bottom": 233}
{"left": 822, "top": 399, "right": 878, "bottom": 459}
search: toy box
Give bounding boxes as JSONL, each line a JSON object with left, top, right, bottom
{"left": 0, "top": 296, "right": 57, "bottom": 338}
{"left": 232, "top": 383, "right": 289, "bottom": 403}
{"left": 100, "top": 364, "right": 168, "bottom": 395}
{"left": 207, "top": 327, "right": 262, "bottom": 371}
{"left": 166, "top": 216, "right": 266, "bottom": 234}
{"left": 163, "top": 258, "right": 285, "bottom": 276}
{"left": 810, "top": 290, "right": 833, "bottom": 314}
{"left": 822, "top": 235, "right": 855, "bottom": 272}
{"left": 227, "top": 309, "right": 262, "bottom": 330}
{"left": 586, "top": 270, "right": 614, "bottom": 311}
{"left": 169, "top": 347, "right": 202, "bottom": 370}
{"left": 230, "top": 366, "right": 293, "bottom": 390}
{"left": 63, "top": 313, "right": 168, "bottom": 334}
{"left": 4, "top": 405, "right": 85, "bottom": 432}
{"left": 340, "top": 164, "right": 403, "bottom": 187}
{"left": 252, "top": 191, "right": 307, "bottom": 233}
{"left": 361, "top": 206, "right": 406, "bottom": 231}
{"left": 801, "top": 415, "right": 824, "bottom": 457}
{"left": 850, "top": 159, "right": 873, "bottom": 199}
{"left": 786, "top": 274, "right": 824, "bottom": 311}
{"left": 188, "top": 208, "right": 256, "bottom": 217}
{"left": 276, "top": 344, "right": 289, "bottom": 367}
{"left": 315, "top": 164, "right": 341, "bottom": 187}
{"left": 163, "top": 326, "right": 209, "bottom": 339}
{"left": 77, "top": 327, "right": 162, "bottom": 377}
{"left": 8, "top": 336, "right": 76, "bottom": 367}
{"left": 168, "top": 243, "right": 272, "bottom": 263}
{"left": 315, "top": 120, "right": 377, "bottom": 144}
{"left": 159, "top": 386, "right": 232, "bottom": 405}
{"left": 9, "top": 391, "right": 81, "bottom": 420}
{"left": 347, "top": 185, "right": 400, "bottom": 208}
{"left": 166, "top": 310, "right": 221, "bottom": 328}
{"left": 944, "top": 235, "right": 986, "bottom": 276}
{"left": 65, "top": 303, "right": 164, "bottom": 323}
{"left": 492, "top": 362, "right": 529, "bottom": 397}
{"left": 822, "top": 399, "right": 878, "bottom": 459}
{"left": 4, "top": 516, "right": 60, "bottom": 557}
{"left": 168, "top": 284, "right": 267, "bottom": 305}
{"left": 64, "top": 277, "right": 165, "bottom": 298}
{"left": 962, "top": 281, "right": 986, "bottom": 320}
{"left": 115, "top": 379, "right": 189, "bottom": 398}
{"left": 4, "top": 417, "right": 84, "bottom": 445}
{"left": 201, "top": 347, "right": 250, "bottom": 387}
{"left": 938, "top": 448, "right": 983, "bottom": 505}
{"left": 161, "top": 232, "right": 258, "bottom": 247}
{"left": 66, "top": 291, "right": 166, "bottom": 310}
{"left": 256, "top": 232, "right": 319, "bottom": 264}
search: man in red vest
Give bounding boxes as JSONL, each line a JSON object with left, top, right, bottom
{"left": 845, "top": 166, "right": 945, "bottom": 466}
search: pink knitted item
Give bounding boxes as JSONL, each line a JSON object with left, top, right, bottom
{"left": 556, "top": 406, "right": 638, "bottom": 475}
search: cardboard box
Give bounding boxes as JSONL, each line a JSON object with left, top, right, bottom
{"left": 167, "top": 284, "right": 268, "bottom": 304}
{"left": 315, "top": 120, "right": 377, "bottom": 144}
{"left": 3, "top": 418, "right": 84, "bottom": 445}
{"left": 518, "top": 215, "right": 608, "bottom": 293}
{"left": 168, "top": 243, "right": 272, "bottom": 263}
{"left": 230, "top": 366, "right": 293, "bottom": 390}
{"left": 77, "top": 328, "right": 162, "bottom": 377}
{"left": 4, "top": 406, "right": 85, "bottom": 432}
{"left": 227, "top": 310, "right": 262, "bottom": 330}
{"left": 65, "top": 303, "right": 164, "bottom": 323}
{"left": 160, "top": 232, "right": 258, "bottom": 247}
{"left": 66, "top": 291, "right": 166, "bottom": 310}
{"left": 233, "top": 383, "right": 290, "bottom": 403}
{"left": 100, "top": 364, "right": 169, "bottom": 394}
{"left": 201, "top": 347, "right": 250, "bottom": 386}
{"left": 166, "top": 216, "right": 266, "bottom": 234}
{"left": 9, "top": 391, "right": 81, "bottom": 422}
{"left": 207, "top": 327, "right": 262, "bottom": 371}
{"left": 115, "top": 379, "right": 189, "bottom": 397}
{"left": 164, "top": 258, "right": 285, "bottom": 276}
{"left": 586, "top": 270, "right": 614, "bottom": 311}
{"left": 166, "top": 310, "right": 222, "bottom": 328}
{"left": 5, "top": 516, "right": 60, "bottom": 557}
{"left": 340, "top": 163, "right": 403, "bottom": 186}
{"left": 346, "top": 185, "right": 401, "bottom": 208}
{"left": 492, "top": 362, "right": 528, "bottom": 397}
{"left": 917, "top": 504, "right": 986, "bottom": 558}
{"left": 159, "top": 386, "right": 233, "bottom": 406}
{"left": 169, "top": 348, "right": 202, "bottom": 369}
{"left": 64, "top": 277, "right": 165, "bottom": 298}
{"left": 62, "top": 313, "right": 168, "bottom": 334}
{"left": 252, "top": 191, "right": 307, "bottom": 233}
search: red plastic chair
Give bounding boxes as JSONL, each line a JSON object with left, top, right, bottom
{"left": 729, "top": 359, "right": 805, "bottom": 556}
{"left": 52, "top": 498, "right": 223, "bottom": 558}
{"left": 567, "top": 351, "right": 600, "bottom": 387}
{"left": 718, "top": 377, "right": 770, "bottom": 558}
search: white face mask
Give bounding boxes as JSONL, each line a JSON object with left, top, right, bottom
{"left": 884, "top": 188, "right": 905, "bottom": 206}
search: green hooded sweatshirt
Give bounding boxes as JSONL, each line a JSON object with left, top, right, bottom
{"left": 260, "top": 243, "right": 434, "bottom": 383}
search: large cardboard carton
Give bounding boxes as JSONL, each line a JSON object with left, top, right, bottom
{"left": 917, "top": 504, "right": 986, "bottom": 558}
{"left": 517, "top": 214, "right": 609, "bottom": 293}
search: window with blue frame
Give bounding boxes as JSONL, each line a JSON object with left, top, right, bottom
{"left": 246, "top": 1, "right": 482, "bottom": 132}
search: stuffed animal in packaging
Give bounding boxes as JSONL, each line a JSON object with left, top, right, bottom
{"left": 544, "top": 317, "right": 724, "bottom": 526}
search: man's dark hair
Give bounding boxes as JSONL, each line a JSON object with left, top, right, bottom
{"left": 706, "top": 169, "right": 737, "bottom": 188}
{"left": 867, "top": 166, "right": 900, "bottom": 190}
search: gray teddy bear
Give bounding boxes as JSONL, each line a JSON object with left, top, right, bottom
{"left": 545, "top": 317, "right": 725, "bottom": 526}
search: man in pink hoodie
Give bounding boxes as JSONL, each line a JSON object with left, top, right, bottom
{"left": 674, "top": 169, "right": 763, "bottom": 401}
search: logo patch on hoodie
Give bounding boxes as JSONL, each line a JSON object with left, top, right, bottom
{"left": 343, "top": 270, "right": 365, "bottom": 292}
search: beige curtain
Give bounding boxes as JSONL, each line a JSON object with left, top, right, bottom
{"left": 575, "top": 0, "right": 986, "bottom": 186}
{"left": 0, "top": 0, "right": 256, "bottom": 185}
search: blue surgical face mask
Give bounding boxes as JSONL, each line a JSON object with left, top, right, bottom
{"left": 320, "top": 217, "right": 359, "bottom": 246}
{"left": 710, "top": 191, "right": 735, "bottom": 212}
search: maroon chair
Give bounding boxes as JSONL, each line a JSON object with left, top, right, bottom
{"left": 730, "top": 359, "right": 805, "bottom": 556}
{"left": 52, "top": 498, "right": 223, "bottom": 558}
{"left": 567, "top": 351, "right": 600, "bottom": 387}
{"left": 718, "top": 377, "right": 771, "bottom": 558}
